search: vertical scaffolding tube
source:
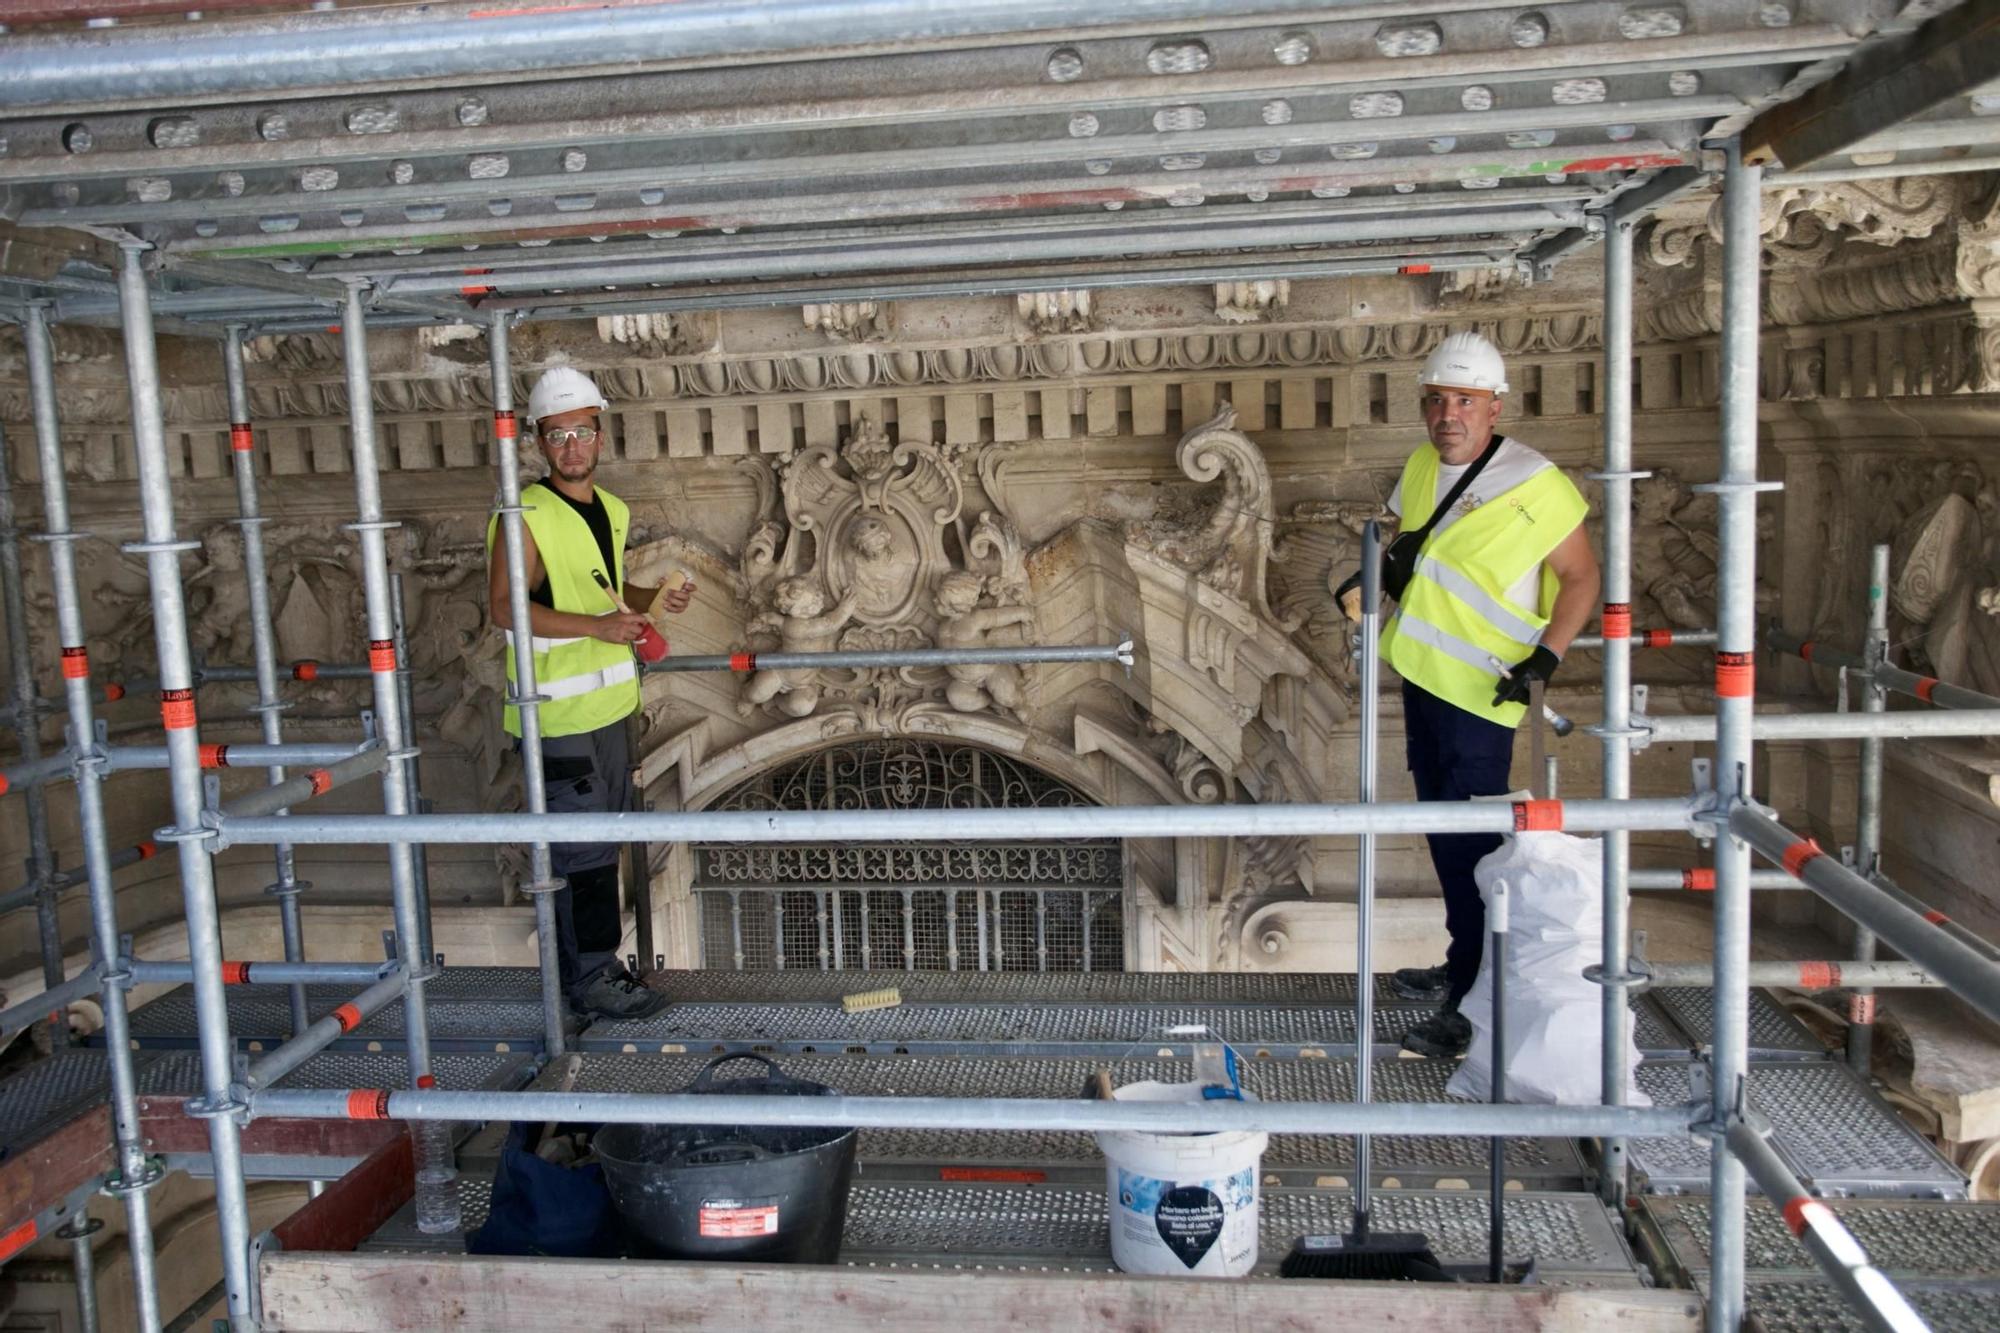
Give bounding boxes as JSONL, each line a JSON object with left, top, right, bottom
{"left": 1707, "top": 139, "right": 1765, "bottom": 1333}
{"left": 27, "top": 303, "right": 163, "bottom": 1332}
{"left": 0, "top": 407, "right": 67, "bottom": 1048}
{"left": 390, "top": 572, "right": 435, "bottom": 966}
{"left": 337, "top": 284, "right": 436, "bottom": 1091}
{"left": 1353, "top": 522, "right": 1381, "bottom": 1228}
{"left": 222, "top": 325, "right": 310, "bottom": 1037}
{"left": 1596, "top": 215, "right": 1638, "bottom": 1206}
{"left": 115, "top": 244, "right": 256, "bottom": 1330}
{"left": 486, "top": 313, "right": 567, "bottom": 1055}
{"left": 1847, "top": 543, "right": 1890, "bottom": 1075}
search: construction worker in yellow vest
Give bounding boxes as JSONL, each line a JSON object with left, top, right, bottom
{"left": 485, "top": 366, "right": 695, "bottom": 1020}
{"left": 1338, "top": 332, "right": 1600, "bottom": 1058}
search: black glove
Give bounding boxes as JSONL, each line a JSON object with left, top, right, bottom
{"left": 1334, "top": 570, "right": 1362, "bottom": 603}
{"left": 1492, "top": 645, "right": 1561, "bottom": 708}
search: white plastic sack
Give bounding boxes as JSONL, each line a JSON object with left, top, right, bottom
{"left": 1446, "top": 828, "right": 1651, "bottom": 1106}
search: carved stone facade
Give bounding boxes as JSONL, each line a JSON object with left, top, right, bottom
{"left": 4, "top": 171, "right": 2000, "bottom": 981}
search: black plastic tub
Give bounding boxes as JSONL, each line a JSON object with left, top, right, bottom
{"left": 593, "top": 1054, "right": 858, "bottom": 1263}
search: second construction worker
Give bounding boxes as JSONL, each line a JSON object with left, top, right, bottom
{"left": 1341, "top": 332, "right": 1600, "bottom": 1058}
{"left": 487, "top": 366, "right": 694, "bottom": 1020}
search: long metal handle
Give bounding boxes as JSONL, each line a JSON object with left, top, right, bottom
{"left": 1488, "top": 882, "right": 1510, "bottom": 1286}
{"left": 1354, "top": 519, "right": 1382, "bottom": 1231}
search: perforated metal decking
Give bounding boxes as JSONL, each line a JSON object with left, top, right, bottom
{"left": 1627, "top": 1061, "right": 1965, "bottom": 1199}
{"left": 363, "top": 1172, "right": 1641, "bottom": 1284}
{"left": 1639, "top": 1196, "right": 2000, "bottom": 1333}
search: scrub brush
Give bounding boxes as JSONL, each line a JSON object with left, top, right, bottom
{"left": 841, "top": 986, "right": 902, "bottom": 1014}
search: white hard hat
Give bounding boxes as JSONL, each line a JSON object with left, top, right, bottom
{"left": 1418, "top": 332, "right": 1509, "bottom": 396}
{"left": 527, "top": 366, "right": 608, "bottom": 425}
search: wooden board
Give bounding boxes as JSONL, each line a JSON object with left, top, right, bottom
{"left": 262, "top": 1253, "right": 1702, "bottom": 1332}
{"left": 0, "top": 1105, "right": 113, "bottom": 1236}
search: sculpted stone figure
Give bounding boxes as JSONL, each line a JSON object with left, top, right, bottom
{"left": 738, "top": 577, "right": 860, "bottom": 718}
{"left": 933, "top": 572, "right": 1033, "bottom": 715}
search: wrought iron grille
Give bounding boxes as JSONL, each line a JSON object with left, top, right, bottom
{"left": 693, "top": 741, "right": 1123, "bottom": 972}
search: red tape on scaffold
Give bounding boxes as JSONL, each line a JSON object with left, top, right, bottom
{"left": 1512, "top": 800, "right": 1563, "bottom": 833}
{"left": 1780, "top": 837, "right": 1825, "bottom": 879}
{"left": 160, "top": 687, "right": 196, "bottom": 731}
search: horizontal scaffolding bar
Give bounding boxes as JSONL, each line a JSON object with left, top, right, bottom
{"left": 645, "top": 640, "right": 1134, "bottom": 675}
{"left": 1628, "top": 868, "right": 1800, "bottom": 891}
{"left": 0, "top": 841, "right": 157, "bottom": 914}
{"left": 3, "top": 741, "right": 371, "bottom": 792}
{"left": 1635, "top": 708, "right": 2000, "bottom": 747}
{"left": 211, "top": 796, "right": 1702, "bottom": 848}
{"left": 247, "top": 1086, "right": 1703, "bottom": 1138}
{"left": 1724, "top": 1119, "right": 1928, "bottom": 1333}
{"left": 0, "top": 749, "right": 74, "bottom": 793}
{"left": 0, "top": 964, "right": 102, "bottom": 1037}
{"left": 107, "top": 742, "right": 370, "bottom": 771}
{"left": 0, "top": 0, "right": 1358, "bottom": 111}
{"left": 215, "top": 745, "right": 389, "bottom": 820}
{"left": 1729, "top": 805, "right": 2000, "bottom": 1027}
{"left": 192, "top": 662, "right": 374, "bottom": 685}
{"left": 1769, "top": 626, "right": 2000, "bottom": 711}
{"left": 126, "top": 959, "right": 395, "bottom": 987}
{"left": 1569, "top": 628, "right": 1717, "bottom": 651}
{"left": 243, "top": 971, "right": 408, "bottom": 1090}
{"left": 1642, "top": 960, "right": 1940, "bottom": 989}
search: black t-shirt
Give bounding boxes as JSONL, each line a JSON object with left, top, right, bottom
{"left": 529, "top": 485, "right": 618, "bottom": 610}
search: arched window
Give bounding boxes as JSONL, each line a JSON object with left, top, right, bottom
{"left": 693, "top": 740, "right": 1123, "bottom": 972}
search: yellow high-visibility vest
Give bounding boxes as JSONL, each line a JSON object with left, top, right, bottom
{"left": 1378, "top": 444, "right": 1587, "bottom": 728}
{"left": 485, "top": 482, "right": 641, "bottom": 738}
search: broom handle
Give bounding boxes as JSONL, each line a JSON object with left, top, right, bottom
{"left": 1488, "top": 884, "right": 1509, "bottom": 1285}
{"left": 1354, "top": 522, "right": 1383, "bottom": 1233}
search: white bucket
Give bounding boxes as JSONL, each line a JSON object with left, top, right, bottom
{"left": 1093, "top": 1081, "right": 1267, "bottom": 1278}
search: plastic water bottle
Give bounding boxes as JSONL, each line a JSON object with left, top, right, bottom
{"left": 413, "top": 1118, "right": 461, "bottom": 1235}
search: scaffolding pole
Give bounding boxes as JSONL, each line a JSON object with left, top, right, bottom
{"left": 1848, "top": 543, "right": 1890, "bottom": 1073}
{"left": 223, "top": 324, "right": 312, "bottom": 1037}
{"left": 643, "top": 641, "right": 1134, "bottom": 674}
{"left": 1594, "top": 209, "right": 1639, "bottom": 1208}
{"left": 1725, "top": 1120, "right": 1927, "bottom": 1333}
{"left": 1728, "top": 807, "right": 2000, "bottom": 1026}
{"left": 26, "top": 298, "right": 165, "bottom": 1333}
{"left": 391, "top": 573, "right": 436, "bottom": 966}
{"left": 337, "top": 282, "right": 439, "bottom": 1132}
{"left": 487, "top": 312, "right": 568, "bottom": 1057}
{"left": 1707, "top": 136, "right": 1765, "bottom": 1333}
{"left": 248, "top": 1085, "right": 1702, "bottom": 1137}
{"left": 1769, "top": 624, "right": 2000, "bottom": 711}
{"left": 0, "top": 395, "right": 67, "bottom": 1049}
{"left": 209, "top": 796, "right": 1703, "bottom": 848}
{"left": 115, "top": 244, "right": 256, "bottom": 1332}
{"left": 1632, "top": 707, "right": 2000, "bottom": 745}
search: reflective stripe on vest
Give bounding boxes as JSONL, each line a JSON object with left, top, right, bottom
{"left": 1414, "top": 553, "right": 1543, "bottom": 644}
{"left": 1381, "top": 447, "right": 1586, "bottom": 728}
{"left": 485, "top": 483, "right": 641, "bottom": 738}
{"left": 538, "top": 660, "right": 637, "bottom": 701}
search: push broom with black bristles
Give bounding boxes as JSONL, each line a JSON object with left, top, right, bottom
{"left": 1280, "top": 524, "right": 1449, "bottom": 1283}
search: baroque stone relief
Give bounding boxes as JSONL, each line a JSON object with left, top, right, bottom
{"left": 1891, "top": 474, "right": 2000, "bottom": 713}
{"left": 725, "top": 414, "right": 1036, "bottom": 725}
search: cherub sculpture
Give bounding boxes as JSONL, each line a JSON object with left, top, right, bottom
{"left": 933, "top": 572, "right": 1033, "bottom": 715}
{"left": 737, "top": 577, "right": 859, "bottom": 718}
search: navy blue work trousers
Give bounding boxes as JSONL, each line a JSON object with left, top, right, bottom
{"left": 1401, "top": 680, "right": 1517, "bottom": 1007}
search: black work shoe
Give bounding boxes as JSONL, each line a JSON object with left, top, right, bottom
{"left": 1401, "top": 1007, "right": 1473, "bottom": 1059}
{"left": 1388, "top": 963, "right": 1451, "bottom": 1003}
{"left": 575, "top": 970, "right": 669, "bottom": 1021}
